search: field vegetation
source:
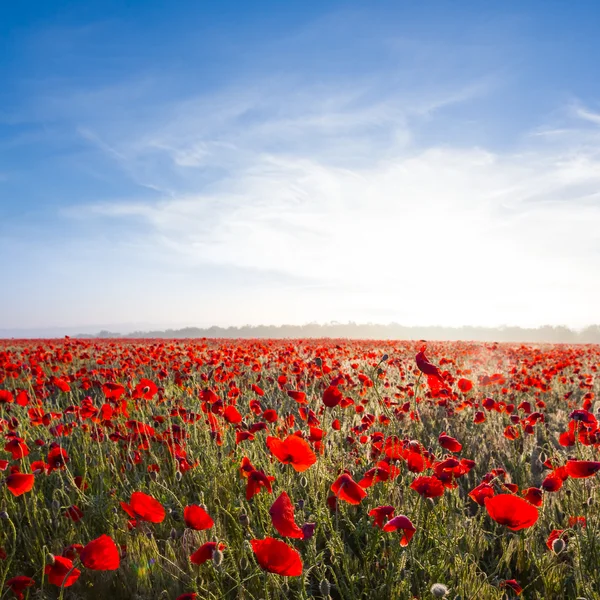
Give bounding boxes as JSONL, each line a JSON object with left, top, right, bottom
{"left": 0, "top": 338, "right": 598, "bottom": 599}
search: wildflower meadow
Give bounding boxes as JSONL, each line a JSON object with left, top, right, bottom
{"left": 0, "top": 338, "right": 598, "bottom": 599}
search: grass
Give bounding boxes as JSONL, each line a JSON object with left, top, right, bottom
{"left": 0, "top": 338, "right": 598, "bottom": 599}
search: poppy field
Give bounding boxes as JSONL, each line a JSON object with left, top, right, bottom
{"left": 0, "top": 338, "right": 599, "bottom": 600}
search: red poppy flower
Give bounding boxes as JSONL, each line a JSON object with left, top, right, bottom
{"left": 251, "top": 384, "right": 264, "bottom": 397}
{"left": 46, "top": 446, "right": 69, "bottom": 472}
{"left": 287, "top": 390, "right": 307, "bottom": 404}
{"left": 368, "top": 505, "right": 395, "bottom": 529}
{"left": 0, "top": 390, "right": 14, "bottom": 404}
{"left": 246, "top": 469, "right": 275, "bottom": 500}
{"left": 266, "top": 435, "right": 316, "bottom": 472}
{"left": 64, "top": 505, "right": 84, "bottom": 522}
{"left": 521, "top": 487, "right": 543, "bottom": 507}
{"left": 565, "top": 460, "right": 600, "bottom": 479}
{"left": 457, "top": 378, "right": 473, "bottom": 393}
{"left": 323, "top": 385, "right": 342, "bottom": 408}
{"left": 63, "top": 544, "right": 83, "bottom": 560}
{"left": 359, "top": 461, "right": 399, "bottom": 488}
{"left": 468, "top": 482, "right": 495, "bottom": 506}
{"left": 122, "top": 491, "right": 165, "bottom": 523}
{"left": 415, "top": 348, "right": 444, "bottom": 380}
{"left": 569, "top": 516, "right": 586, "bottom": 528}
{"left": 438, "top": 432, "right": 462, "bottom": 453}
{"left": 406, "top": 451, "right": 426, "bottom": 473}
{"left": 5, "top": 576, "right": 35, "bottom": 600}
{"left": 269, "top": 492, "right": 304, "bottom": 539}
{"left": 184, "top": 505, "right": 214, "bottom": 530}
{"left": 80, "top": 535, "right": 120, "bottom": 570}
{"left": 331, "top": 473, "right": 367, "bottom": 505}
{"left": 102, "top": 382, "right": 126, "bottom": 400}
{"left": 410, "top": 476, "right": 445, "bottom": 499}
{"left": 132, "top": 378, "right": 158, "bottom": 400}
{"left": 45, "top": 555, "right": 81, "bottom": 587}
{"left": 500, "top": 579, "right": 522, "bottom": 595}
{"left": 250, "top": 537, "right": 303, "bottom": 576}
{"left": 484, "top": 494, "right": 539, "bottom": 531}
{"left": 176, "top": 594, "right": 198, "bottom": 600}
{"left": 223, "top": 405, "right": 242, "bottom": 424}
{"left": 474, "top": 411, "right": 486, "bottom": 424}
{"left": 383, "top": 515, "right": 416, "bottom": 546}
{"left": 190, "top": 542, "right": 226, "bottom": 565}
{"left": 541, "top": 472, "right": 564, "bottom": 492}
{"left": 6, "top": 473, "right": 34, "bottom": 497}
{"left": 4, "top": 438, "right": 29, "bottom": 460}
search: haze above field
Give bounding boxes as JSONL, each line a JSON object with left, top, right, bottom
{"left": 1, "top": 1, "right": 599, "bottom": 331}
{"left": 2, "top": 323, "right": 600, "bottom": 344}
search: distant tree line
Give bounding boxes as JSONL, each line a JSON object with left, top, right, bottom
{"left": 81, "top": 323, "right": 600, "bottom": 343}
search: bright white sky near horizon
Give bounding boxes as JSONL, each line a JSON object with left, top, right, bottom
{"left": 1, "top": 0, "right": 599, "bottom": 333}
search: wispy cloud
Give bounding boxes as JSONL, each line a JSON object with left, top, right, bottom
{"left": 60, "top": 78, "right": 600, "bottom": 329}
{"left": 4, "top": 4, "right": 600, "bottom": 330}
{"left": 572, "top": 104, "right": 600, "bottom": 126}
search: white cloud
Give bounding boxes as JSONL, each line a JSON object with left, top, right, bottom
{"left": 59, "top": 82, "right": 600, "bottom": 329}
{"left": 573, "top": 105, "right": 600, "bottom": 126}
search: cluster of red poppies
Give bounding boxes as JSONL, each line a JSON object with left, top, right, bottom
{"left": 0, "top": 338, "right": 598, "bottom": 598}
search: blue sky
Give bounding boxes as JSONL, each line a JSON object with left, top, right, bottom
{"left": 1, "top": 0, "right": 599, "bottom": 333}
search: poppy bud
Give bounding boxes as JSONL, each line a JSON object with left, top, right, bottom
{"left": 296, "top": 499, "right": 305, "bottom": 510}
{"left": 175, "top": 471, "right": 183, "bottom": 482}
{"left": 239, "top": 512, "right": 250, "bottom": 527}
{"left": 300, "top": 476, "right": 308, "bottom": 488}
{"left": 212, "top": 549, "right": 224, "bottom": 567}
{"left": 0, "top": 512, "right": 8, "bottom": 520}
{"left": 301, "top": 522, "right": 316, "bottom": 540}
{"left": 552, "top": 538, "right": 565, "bottom": 554}
{"left": 319, "top": 579, "right": 330, "bottom": 597}
{"left": 51, "top": 499, "right": 60, "bottom": 511}
{"left": 169, "top": 528, "right": 178, "bottom": 540}
{"left": 431, "top": 583, "right": 449, "bottom": 597}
